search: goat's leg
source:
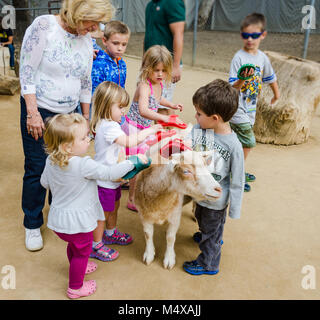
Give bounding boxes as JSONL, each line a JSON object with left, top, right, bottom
{"left": 163, "top": 220, "right": 180, "bottom": 270}
{"left": 142, "top": 221, "right": 155, "bottom": 265}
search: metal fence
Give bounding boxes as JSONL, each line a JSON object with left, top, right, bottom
{"left": 8, "top": 0, "right": 320, "bottom": 70}
{"left": 116, "top": 0, "right": 320, "bottom": 70}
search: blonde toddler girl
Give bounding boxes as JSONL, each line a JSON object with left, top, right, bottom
{"left": 40, "top": 113, "right": 135, "bottom": 298}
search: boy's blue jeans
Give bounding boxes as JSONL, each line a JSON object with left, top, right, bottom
{"left": 195, "top": 204, "right": 227, "bottom": 271}
{"left": 20, "top": 96, "right": 56, "bottom": 229}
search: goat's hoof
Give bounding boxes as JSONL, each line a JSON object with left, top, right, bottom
{"left": 143, "top": 252, "right": 154, "bottom": 265}
{"left": 163, "top": 257, "right": 175, "bottom": 270}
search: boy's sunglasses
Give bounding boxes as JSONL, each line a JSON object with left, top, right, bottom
{"left": 241, "top": 32, "right": 264, "bottom": 39}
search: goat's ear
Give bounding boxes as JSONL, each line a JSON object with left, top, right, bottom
{"left": 168, "top": 159, "right": 178, "bottom": 172}
{"left": 168, "top": 154, "right": 180, "bottom": 172}
{"left": 170, "top": 153, "right": 182, "bottom": 164}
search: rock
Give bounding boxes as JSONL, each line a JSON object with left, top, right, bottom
{"left": 0, "top": 47, "right": 20, "bottom": 95}
{"left": 0, "top": 75, "right": 20, "bottom": 95}
{"left": 0, "top": 47, "right": 16, "bottom": 77}
{"left": 254, "top": 51, "right": 320, "bottom": 145}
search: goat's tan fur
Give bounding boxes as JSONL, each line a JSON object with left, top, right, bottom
{"left": 135, "top": 151, "right": 221, "bottom": 269}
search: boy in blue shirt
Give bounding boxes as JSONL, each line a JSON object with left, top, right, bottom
{"left": 229, "top": 13, "right": 280, "bottom": 192}
{"left": 183, "top": 80, "right": 245, "bottom": 276}
{"left": 91, "top": 20, "right": 130, "bottom": 92}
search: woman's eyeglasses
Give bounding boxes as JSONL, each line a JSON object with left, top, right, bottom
{"left": 241, "top": 32, "right": 263, "bottom": 39}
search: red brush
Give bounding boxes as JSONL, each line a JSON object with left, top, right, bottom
{"left": 160, "top": 138, "right": 192, "bottom": 158}
{"left": 146, "top": 129, "right": 177, "bottom": 146}
{"left": 158, "top": 114, "right": 187, "bottom": 129}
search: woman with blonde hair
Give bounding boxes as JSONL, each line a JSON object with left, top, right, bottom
{"left": 19, "top": 0, "right": 113, "bottom": 252}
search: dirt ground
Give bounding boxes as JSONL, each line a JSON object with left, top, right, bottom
{"left": 1, "top": 56, "right": 320, "bottom": 300}
{"left": 126, "top": 30, "right": 320, "bottom": 73}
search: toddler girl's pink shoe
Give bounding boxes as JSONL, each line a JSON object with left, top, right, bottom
{"left": 67, "top": 280, "right": 96, "bottom": 299}
{"left": 85, "top": 261, "right": 97, "bottom": 274}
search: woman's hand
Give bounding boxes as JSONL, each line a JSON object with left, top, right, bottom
{"left": 26, "top": 112, "right": 45, "bottom": 141}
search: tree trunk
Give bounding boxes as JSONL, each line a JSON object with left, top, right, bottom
{"left": 198, "top": 0, "right": 215, "bottom": 29}
{"left": 254, "top": 51, "right": 320, "bottom": 145}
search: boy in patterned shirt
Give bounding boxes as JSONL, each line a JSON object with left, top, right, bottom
{"left": 91, "top": 20, "right": 130, "bottom": 93}
{"left": 229, "top": 13, "right": 280, "bottom": 192}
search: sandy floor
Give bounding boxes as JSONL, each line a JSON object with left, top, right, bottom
{"left": 1, "top": 56, "right": 320, "bottom": 300}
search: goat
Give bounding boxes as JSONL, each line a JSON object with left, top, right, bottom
{"left": 134, "top": 150, "right": 222, "bottom": 269}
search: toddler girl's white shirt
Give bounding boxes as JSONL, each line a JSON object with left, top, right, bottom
{"left": 40, "top": 156, "right": 134, "bottom": 234}
{"left": 94, "top": 120, "right": 126, "bottom": 189}
{"left": 19, "top": 15, "right": 93, "bottom": 113}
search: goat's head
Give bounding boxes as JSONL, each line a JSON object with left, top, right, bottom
{"left": 168, "top": 150, "right": 222, "bottom": 202}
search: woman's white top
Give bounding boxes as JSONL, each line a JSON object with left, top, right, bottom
{"left": 40, "top": 156, "right": 134, "bottom": 234}
{"left": 19, "top": 14, "right": 93, "bottom": 113}
{"left": 94, "top": 120, "right": 126, "bottom": 189}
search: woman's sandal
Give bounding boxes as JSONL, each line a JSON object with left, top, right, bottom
{"left": 67, "top": 280, "right": 97, "bottom": 299}
{"left": 158, "top": 114, "right": 187, "bottom": 129}
{"left": 146, "top": 129, "right": 177, "bottom": 146}
{"left": 160, "top": 138, "right": 192, "bottom": 158}
{"left": 85, "top": 261, "right": 97, "bottom": 274}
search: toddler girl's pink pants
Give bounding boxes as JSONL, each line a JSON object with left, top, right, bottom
{"left": 55, "top": 231, "right": 93, "bottom": 290}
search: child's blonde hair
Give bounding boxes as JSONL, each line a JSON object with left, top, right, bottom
{"left": 44, "top": 113, "right": 87, "bottom": 168}
{"left": 60, "top": 0, "right": 114, "bottom": 30}
{"left": 139, "top": 45, "right": 173, "bottom": 84}
{"left": 90, "top": 81, "right": 130, "bottom": 134}
{"left": 103, "top": 20, "right": 131, "bottom": 40}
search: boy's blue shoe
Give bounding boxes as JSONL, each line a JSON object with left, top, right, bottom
{"left": 192, "top": 232, "right": 223, "bottom": 245}
{"left": 193, "top": 232, "right": 202, "bottom": 243}
{"left": 244, "top": 182, "right": 251, "bottom": 192}
{"left": 183, "top": 260, "right": 219, "bottom": 275}
{"left": 245, "top": 172, "right": 256, "bottom": 182}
